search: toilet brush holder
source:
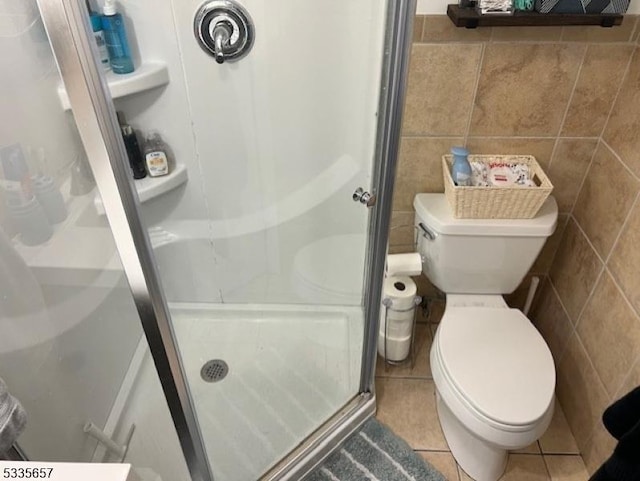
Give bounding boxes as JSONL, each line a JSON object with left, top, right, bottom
{"left": 379, "top": 295, "right": 422, "bottom": 367}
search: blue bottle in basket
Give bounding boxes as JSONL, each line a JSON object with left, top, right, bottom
{"left": 451, "top": 147, "right": 472, "bottom": 186}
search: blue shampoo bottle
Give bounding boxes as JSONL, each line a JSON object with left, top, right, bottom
{"left": 451, "top": 146, "right": 472, "bottom": 186}
{"left": 102, "top": 0, "right": 134, "bottom": 74}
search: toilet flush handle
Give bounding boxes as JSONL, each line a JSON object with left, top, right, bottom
{"left": 418, "top": 222, "right": 437, "bottom": 241}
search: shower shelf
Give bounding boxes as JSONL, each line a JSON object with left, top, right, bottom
{"left": 94, "top": 163, "right": 188, "bottom": 215}
{"left": 57, "top": 62, "right": 169, "bottom": 111}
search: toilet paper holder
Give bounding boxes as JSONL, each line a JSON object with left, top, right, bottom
{"left": 380, "top": 295, "right": 422, "bottom": 368}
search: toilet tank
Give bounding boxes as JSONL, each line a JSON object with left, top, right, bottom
{"left": 413, "top": 194, "right": 558, "bottom": 294}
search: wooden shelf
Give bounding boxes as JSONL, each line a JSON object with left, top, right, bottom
{"left": 447, "top": 4, "right": 624, "bottom": 28}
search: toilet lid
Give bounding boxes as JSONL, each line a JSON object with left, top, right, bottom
{"left": 437, "top": 307, "right": 555, "bottom": 427}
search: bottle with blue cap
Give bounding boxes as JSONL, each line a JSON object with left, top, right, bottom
{"left": 102, "top": 0, "right": 134, "bottom": 74}
{"left": 450, "top": 146, "right": 472, "bottom": 187}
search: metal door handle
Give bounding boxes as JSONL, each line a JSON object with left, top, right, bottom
{"left": 353, "top": 188, "right": 376, "bottom": 207}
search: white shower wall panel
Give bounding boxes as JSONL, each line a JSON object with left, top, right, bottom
{"left": 136, "top": 0, "right": 386, "bottom": 304}
{"left": 90, "top": 0, "right": 209, "bottom": 223}
{"left": 152, "top": 180, "right": 368, "bottom": 305}
{"left": 95, "top": 0, "right": 385, "bottom": 304}
{"left": 170, "top": 0, "right": 386, "bottom": 217}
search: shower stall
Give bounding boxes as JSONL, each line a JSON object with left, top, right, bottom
{"left": 0, "top": 0, "right": 414, "bottom": 479}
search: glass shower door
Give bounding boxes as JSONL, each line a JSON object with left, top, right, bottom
{"left": 0, "top": 2, "right": 190, "bottom": 480}
{"left": 140, "top": 1, "right": 389, "bottom": 479}
{"left": 39, "top": 0, "right": 414, "bottom": 478}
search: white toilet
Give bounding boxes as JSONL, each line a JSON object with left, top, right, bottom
{"left": 413, "top": 193, "right": 558, "bottom": 481}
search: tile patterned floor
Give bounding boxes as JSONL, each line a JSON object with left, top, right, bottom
{"left": 375, "top": 308, "right": 590, "bottom": 481}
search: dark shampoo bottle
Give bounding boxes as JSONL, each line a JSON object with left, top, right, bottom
{"left": 117, "top": 112, "right": 146, "bottom": 179}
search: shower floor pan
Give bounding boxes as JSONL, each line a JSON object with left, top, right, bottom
{"left": 170, "top": 302, "right": 364, "bottom": 481}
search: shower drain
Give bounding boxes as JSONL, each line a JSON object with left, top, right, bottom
{"left": 200, "top": 359, "right": 229, "bottom": 383}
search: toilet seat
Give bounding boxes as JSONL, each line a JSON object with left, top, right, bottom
{"left": 435, "top": 306, "right": 555, "bottom": 429}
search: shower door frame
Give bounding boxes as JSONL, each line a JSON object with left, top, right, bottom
{"left": 37, "top": 0, "right": 415, "bottom": 479}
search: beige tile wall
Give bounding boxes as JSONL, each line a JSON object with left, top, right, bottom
{"left": 535, "top": 72, "right": 640, "bottom": 475}
{"left": 392, "top": 15, "right": 637, "bottom": 257}
{"left": 393, "top": 14, "right": 640, "bottom": 476}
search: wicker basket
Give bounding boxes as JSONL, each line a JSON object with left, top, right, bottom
{"left": 442, "top": 154, "right": 553, "bottom": 219}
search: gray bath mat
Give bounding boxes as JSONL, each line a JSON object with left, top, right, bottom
{"left": 307, "top": 419, "right": 446, "bottom": 481}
